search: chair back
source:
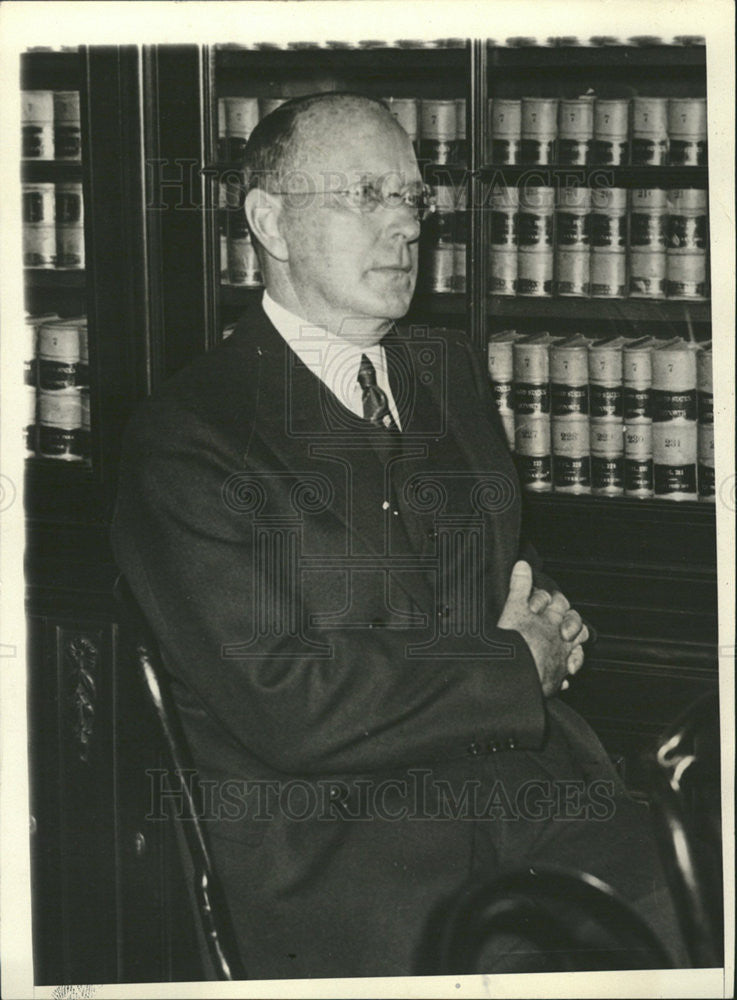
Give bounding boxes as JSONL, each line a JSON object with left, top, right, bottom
{"left": 430, "top": 865, "right": 673, "bottom": 974}
{"left": 648, "top": 690, "right": 723, "bottom": 968}
{"left": 113, "top": 575, "right": 246, "bottom": 981}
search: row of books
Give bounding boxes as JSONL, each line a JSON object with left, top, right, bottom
{"left": 25, "top": 313, "right": 90, "bottom": 462}
{"left": 21, "top": 90, "right": 82, "bottom": 161}
{"left": 487, "top": 331, "right": 713, "bottom": 501}
{"left": 218, "top": 96, "right": 467, "bottom": 165}
{"left": 486, "top": 96, "right": 706, "bottom": 167}
{"left": 212, "top": 36, "right": 705, "bottom": 50}
{"left": 22, "top": 181, "right": 85, "bottom": 269}
{"left": 487, "top": 186, "right": 708, "bottom": 300}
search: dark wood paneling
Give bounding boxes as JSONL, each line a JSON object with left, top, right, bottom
{"left": 142, "top": 45, "right": 214, "bottom": 382}
{"left": 27, "top": 614, "right": 118, "bottom": 984}
{"left": 24, "top": 46, "right": 150, "bottom": 527}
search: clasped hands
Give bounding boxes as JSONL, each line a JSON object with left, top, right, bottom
{"left": 497, "top": 560, "right": 589, "bottom": 698}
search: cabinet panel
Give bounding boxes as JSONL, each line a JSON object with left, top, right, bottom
{"left": 27, "top": 614, "right": 116, "bottom": 984}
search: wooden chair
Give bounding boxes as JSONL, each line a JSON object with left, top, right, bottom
{"left": 648, "top": 690, "right": 723, "bottom": 968}
{"left": 429, "top": 690, "right": 723, "bottom": 974}
{"left": 429, "top": 865, "right": 674, "bottom": 974}
{"left": 114, "top": 576, "right": 246, "bottom": 982}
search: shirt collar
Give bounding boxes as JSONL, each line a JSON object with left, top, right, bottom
{"left": 262, "top": 291, "right": 388, "bottom": 416}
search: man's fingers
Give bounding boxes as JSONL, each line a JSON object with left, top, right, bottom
{"left": 507, "top": 560, "right": 533, "bottom": 603}
{"left": 529, "top": 587, "right": 552, "bottom": 614}
{"left": 561, "top": 679, "right": 570, "bottom": 692}
{"left": 566, "top": 644, "right": 585, "bottom": 675}
{"left": 547, "top": 591, "right": 570, "bottom": 618}
{"left": 560, "top": 609, "right": 584, "bottom": 642}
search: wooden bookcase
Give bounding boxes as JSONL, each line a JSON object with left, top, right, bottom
{"left": 23, "top": 40, "right": 718, "bottom": 984}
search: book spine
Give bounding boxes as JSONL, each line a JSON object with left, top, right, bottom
{"left": 589, "top": 341, "right": 624, "bottom": 496}
{"left": 514, "top": 338, "right": 551, "bottom": 492}
{"left": 623, "top": 341, "right": 654, "bottom": 498}
{"left": 487, "top": 333, "right": 517, "bottom": 451}
{"left": 551, "top": 340, "right": 590, "bottom": 493}
{"left": 652, "top": 344, "right": 698, "bottom": 500}
{"left": 552, "top": 417, "right": 590, "bottom": 494}
{"left": 697, "top": 345, "right": 714, "bottom": 501}
{"left": 515, "top": 416, "right": 552, "bottom": 493}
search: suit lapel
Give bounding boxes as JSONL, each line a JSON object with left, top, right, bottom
{"left": 234, "top": 305, "right": 411, "bottom": 566}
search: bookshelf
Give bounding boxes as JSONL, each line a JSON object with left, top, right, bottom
{"left": 194, "top": 38, "right": 718, "bottom": 793}
{"left": 23, "top": 47, "right": 198, "bottom": 986}
{"left": 21, "top": 40, "right": 720, "bottom": 985}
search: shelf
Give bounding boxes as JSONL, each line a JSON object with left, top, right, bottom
{"left": 21, "top": 49, "right": 81, "bottom": 90}
{"left": 521, "top": 490, "right": 717, "bottom": 577}
{"left": 480, "top": 166, "right": 708, "bottom": 189}
{"left": 220, "top": 284, "right": 468, "bottom": 316}
{"left": 216, "top": 45, "right": 469, "bottom": 76}
{"left": 486, "top": 44, "right": 705, "bottom": 70}
{"left": 523, "top": 491, "right": 714, "bottom": 521}
{"left": 25, "top": 269, "right": 86, "bottom": 288}
{"left": 22, "top": 160, "right": 84, "bottom": 183}
{"left": 487, "top": 295, "right": 710, "bottom": 323}
{"left": 409, "top": 292, "right": 467, "bottom": 315}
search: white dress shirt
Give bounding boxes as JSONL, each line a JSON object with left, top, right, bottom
{"left": 262, "top": 291, "right": 402, "bottom": 429}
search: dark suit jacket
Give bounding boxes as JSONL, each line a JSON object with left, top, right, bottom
{"left": 112, "top": 303, "right": 619, "bottom": 979}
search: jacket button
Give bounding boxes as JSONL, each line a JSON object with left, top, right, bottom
{"left": 488, "top": 740, "right": 500, "bottom": 753}
{"left": 506, "top": 737, "right": 517, "bottom": 750}
{"left": 467, "top": 741, "right": 481, "bottom": 757}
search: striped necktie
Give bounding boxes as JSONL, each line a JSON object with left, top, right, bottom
{"left": 357, "top": 354, "right": 399, "bottom": 432}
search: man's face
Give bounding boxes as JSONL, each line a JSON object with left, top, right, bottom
{"left": 279, "top": 110, "right": 423, "bottom": 339}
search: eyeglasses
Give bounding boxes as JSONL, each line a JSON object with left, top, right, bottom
{"left": 272, "top": 179, "right": 437, "bottom": 222}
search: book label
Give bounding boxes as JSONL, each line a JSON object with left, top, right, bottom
{"left": 623, "top": 387, "right": 651, "bottom": 420}
{"left": 551, "top": 384, "right": 589, "bottom": 416}
{"left": 515, "top": 383, "right": 550, "bottom": 415}
{"left": 651, "top": 389, "right": 697, "bottom": 422}
{"left": 630, "top": 211, "right": 668, "bottom": 249}
{"left": 555, "top": 248, "right": 590, "bottom": 297}
{"left": 629, "top": 250, "right": 666, "bottom": 298}
{"left": 517, "top": 212, "right": 553, "bottom": 249}
{"left": 652, "top": 422, "right": 697, "bottom": 465}
{"left": 488, "top": 249, "right": 517, "bottom": 295}
{"left": 590, "top": 384, "right": 623, "bottom": 419}
{"left": 590, "top": 251, "right": 626, "bottom": 297}
{"left": 553, "top": 455, "right": 591, "bottom": 491}
{"left": 590, "top": 419, "right": 624, "bottom": 456}
{"left": 490, "top": 210, "right": 517, "bottom": 247}
{"left": 591, "top": 455, "right": 624, "bottom": 494}
{"left": 624, "top": 423, "right": 653, "bottom": 459}
{"left": 624, "top": 458, "right": 654, "bottom": 496}
{"left": 556, "top": 212, "right": 589, "bottom": 247}
{"left": 698, "top": 391, "right": 714, "bottom": 424}
{"left": 552, "top": 417, "right": 589, "bottom": 456}
{"left": 516, "top": 454, "right": 552, "bottom": 491}
{"left": 654, "top": 463, "right": 697, "bottom": 498}
{"left": 514, "top": 415, "right": 551, "bottom": 456}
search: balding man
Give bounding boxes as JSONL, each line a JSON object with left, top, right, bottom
{"left": 112, "top": 93, "right": 683, "bottom": 979}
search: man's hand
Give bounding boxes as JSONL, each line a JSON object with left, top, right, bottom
{"left": 497, "top": 561, "right": 588, "bottom": 697}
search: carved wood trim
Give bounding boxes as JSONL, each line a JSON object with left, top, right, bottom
{"left": 61, "top": 630, "right": 101, "bottom": 764}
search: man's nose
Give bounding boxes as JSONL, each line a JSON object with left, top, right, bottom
{"left": 381, "top": 203, "right": 422, "bottom": 242}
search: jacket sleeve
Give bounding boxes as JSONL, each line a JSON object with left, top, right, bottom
{"left": 112, "top": 397, "right": 546, "bottom": 777}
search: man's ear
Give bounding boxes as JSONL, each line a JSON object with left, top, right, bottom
{"left": 245, "top": 187, "right": 289, "bottom": 262}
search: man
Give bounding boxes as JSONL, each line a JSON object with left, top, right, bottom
{"left": 112, "top": 93, "right": 681, "bottom": 979}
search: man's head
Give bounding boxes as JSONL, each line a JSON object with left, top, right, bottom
{"left": 243, "top": 93, "right": 425, "bottom": 344}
